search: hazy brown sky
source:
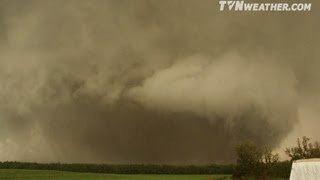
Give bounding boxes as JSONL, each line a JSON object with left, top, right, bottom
{"left": 0, "top": 0, "right": 319, "bottom": 164}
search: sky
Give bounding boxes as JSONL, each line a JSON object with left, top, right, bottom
{"left": 0, "top": 0, "right": 319, "bottom": 164}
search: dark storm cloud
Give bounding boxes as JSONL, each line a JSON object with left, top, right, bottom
{"left": 0, "top": 0, "right": 318, "bottom": 163}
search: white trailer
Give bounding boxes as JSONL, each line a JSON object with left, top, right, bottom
{"left": 290, "top": 159, "right": 320, "bottom": 180}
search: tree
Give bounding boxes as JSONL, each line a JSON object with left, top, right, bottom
{"left": 233, "top": 141, "right": 280, "bottom": 179}
{"left": 262, "top": 147, "right": 279, "bottom": 164}
{"left": 285, "top": 136, "right": 320, "bottom": 161}
{"left": 233, "top": 141, "right": 262, "bottom": 178}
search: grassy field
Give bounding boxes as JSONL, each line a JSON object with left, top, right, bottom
{"left": 0, "top": 169, "right": 232, "bottom": 180}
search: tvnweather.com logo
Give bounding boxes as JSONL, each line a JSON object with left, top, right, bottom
{"left": 219, "top": 1, "right": 312, "bottom": 11}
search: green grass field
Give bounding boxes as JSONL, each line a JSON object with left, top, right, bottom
{"left": 0, "top": 169, "right": 232, "bottom": 180}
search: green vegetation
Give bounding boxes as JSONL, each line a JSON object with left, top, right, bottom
{"left": 0, "top": 169, "right": 232, "bottom": 180}
{"left": 0, "top": 162, "right": 234, "bottom": 175}
{"left": 2, "top": 136, "right": 320, "bottom": 179}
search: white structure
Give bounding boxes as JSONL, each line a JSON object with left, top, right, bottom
{"left": 290, "top": 159, "right": 320, "bottom": 180}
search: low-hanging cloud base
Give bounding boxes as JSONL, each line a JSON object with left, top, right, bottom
{"left": 0, "top": 0, "right": 319, "bottom": 164}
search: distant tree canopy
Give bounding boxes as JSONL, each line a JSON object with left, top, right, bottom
{"left": 285, "top": 136, "right": 320, "bottom": 161}
{"left": 0, "top": 162, "right": 234, "bottom": 175}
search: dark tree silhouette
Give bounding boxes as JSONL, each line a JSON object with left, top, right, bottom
{"left": 285, "top": 136, "right": 320, "bottom": 161}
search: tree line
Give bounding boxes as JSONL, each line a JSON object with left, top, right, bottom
{"left": 0, "top": 136, "right": 318, "bottom": 178}
{"left": 0, "top": 162, "right": 234, "bottom": 175}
